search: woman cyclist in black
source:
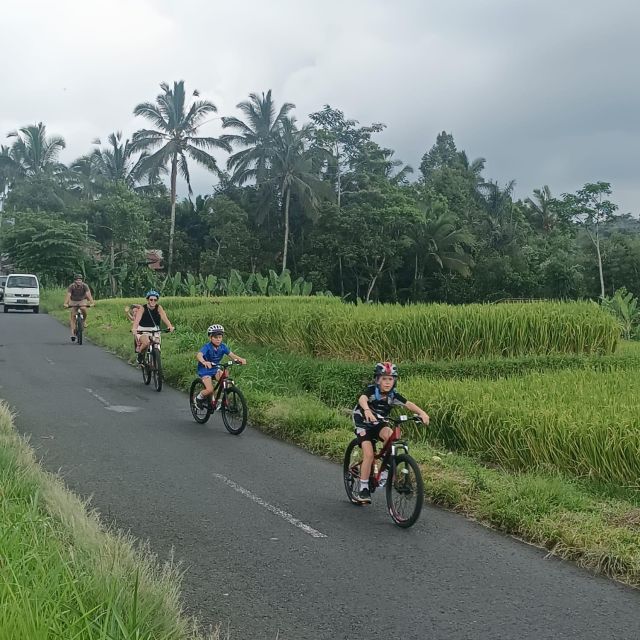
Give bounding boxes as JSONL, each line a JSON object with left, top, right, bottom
{"left": 131, "top": 290, "right": 175, "bottom": 363}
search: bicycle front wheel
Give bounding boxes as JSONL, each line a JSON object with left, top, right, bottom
{"left": 221, "top": 386, "right": 247, "bottom": 435}
{"left": 189, "top": 378, "right": 211, "bottom": 424}
{"left": 141, "top": 350, "right": 151, "bottom": 385}
{"left": 343, "top": 439, "right": 364, "bottom": 505}
{"left": 152, "top": 348, "right": 163, "bottom": 392}
{"left": 76, "top": 314, "right": 83, "bottom": 345}
{"left": 386, "top": 453, "right": 424, "bottom": 528}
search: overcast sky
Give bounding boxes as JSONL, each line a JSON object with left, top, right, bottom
{"left": 2, "top": 0, "right": 639, "bottom": 213}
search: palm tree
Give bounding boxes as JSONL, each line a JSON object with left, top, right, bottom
{"left": 269, "top": 118, "right": 328, "bottom": 272}
{"left": 525, "top": 185, "right": 557, "bottom": 233}
{"left": 221, "top": 90, "right": 294, "bottom": 186}
{"left": 2, "top": 123, "right": 66, "bottom": 177}
{"left": 131, "top": 80, "right": 230, "bottom": 274}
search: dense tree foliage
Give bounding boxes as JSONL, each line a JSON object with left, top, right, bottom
{"left": 0, "top": 85, "right": 636, "bottom": 303}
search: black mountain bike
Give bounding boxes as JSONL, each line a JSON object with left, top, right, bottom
{"left": 137, "top": 328, "right": 171, "bottom": 392}
{"left": 67, "top": 303, "right": 89, "bottom": 345}
{"left": 189, "top": 361, "right": 248, "bottom": 435}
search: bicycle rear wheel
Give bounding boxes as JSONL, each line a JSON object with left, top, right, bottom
{"left": 386, "top": 453, "right": 424, "bottom": 528}
{"left": 152, "top": 348, "right": 163, "bottom": 392}
{"left": 189, "top": 378, "right": 212, "bottom": 424}
{"left": 76, "top": 313, "right": 83, "bottom": 345}
{"left": 221, "top": 385, "right": 247, "bottom": 435}
{"left": 343, "top": 439, "right": 364, "bottom": 505}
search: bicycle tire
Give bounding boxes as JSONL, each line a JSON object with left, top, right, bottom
{"left": 141, "top": 349, "right": 152, "bottom": 385}
{"left": 76, "top": 313, "right": 83, "bottom": 345}
{"left": 221, "top": 385, "right": 247, "bottom": 435}
{"left": 152, "top": 348, "right": 163, "bottom": 392}
{"left": 386, "top": 453, "right": 424, "bottom": 528}
{"left": 189, "top": 378, "right": 212, "bottom": 424}
{"left": 343, "top": 439, "right": 365, "bottom": 505}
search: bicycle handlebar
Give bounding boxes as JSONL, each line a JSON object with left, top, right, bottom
{"left": 135, "top": 328, "right": 174, "bottom": 334}
{"left": 377, "top": 415, "right": 424, "bottom": 425}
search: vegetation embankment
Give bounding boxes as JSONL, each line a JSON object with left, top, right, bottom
{"left": 43, "top": 292, "right": 640, "bottom": 587}
{"left": 0, "top": 401, "right": 217, "bottom": 639}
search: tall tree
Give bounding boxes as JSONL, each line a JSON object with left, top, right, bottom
{"left": 132, "top": 80, "right": 230, "bottom": 274}
{"left": 309, "top": 105, "right": 384, "bottom": 210}
{"left": 89, "top": 131, "right": 166, "bottom": 193}
{"left": 222, "top": 90, "right": 294, "bottom": 185}
{"left": 562, "top": 182, "right": 619, "bottom": 299}
{"left": 268, "top": 119, "right": 328, "bottom": 273}
{"left": 3, "top": 123, "right": 66, "bottom": 177}
{"left": 525, "top": 185, "right": 558, "bottom": 233}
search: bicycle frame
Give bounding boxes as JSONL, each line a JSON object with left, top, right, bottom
{"left": 210, "top": 363, "right": 236, "bottom": 409}
{"left": 369, "top": 422, "right": 414, "bottom": 489}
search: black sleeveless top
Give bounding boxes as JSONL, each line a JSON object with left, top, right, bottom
{"left": 139, "top": 303, "right": 161, "bottom": 327}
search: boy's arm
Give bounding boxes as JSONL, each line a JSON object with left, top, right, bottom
{"left": 228, "top": 351, "right": 247, "bottom": 365}
{"left": 196, "top": 348, "right": 213, "bottom": 368}
{"left": 131, "top": 307, "right": 143, "bottom": 333}
{"left": 405, "top": 400, "right": 430, "bottom": 425}
{"left": 358, "top": 394, "right": 376, "bottom": 422}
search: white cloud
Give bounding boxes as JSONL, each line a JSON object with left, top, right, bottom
{"left": 1, "top": 0, "right": 639, "bottom": 212}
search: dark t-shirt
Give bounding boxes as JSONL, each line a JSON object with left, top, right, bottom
{"left": 139, "top": 303, "right": 161, "bottom": 328}
{"left": 67, "top": 282, "right": 90, "bottom": 302}
{"left": 352, "top": 384, "right": 407, "bottom": 423}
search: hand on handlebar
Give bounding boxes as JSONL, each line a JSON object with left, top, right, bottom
{"left": 234, "top": 357, "right": 247, "bottom": 365}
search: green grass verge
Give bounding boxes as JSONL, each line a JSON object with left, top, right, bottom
{"left": 41, "top": 291, "right": 640, "bottom": 588}
{"left": 0, "top": 402, "right": 218, "bottom": 639}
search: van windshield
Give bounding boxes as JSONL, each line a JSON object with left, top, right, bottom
{"left": 7, "top": 276, "right": 38, "bottom": 288}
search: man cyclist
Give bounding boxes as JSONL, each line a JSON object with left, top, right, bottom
{"left": 63, "top": 274, "right": 95, "bottom": 342}
{"left": 131, "top": 290, "right": 175, "bottom": 363}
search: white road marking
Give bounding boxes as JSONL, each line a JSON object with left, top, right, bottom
{"left": 45, "top": 357, "right": 55, "bottom": 365}
{"left": 85, "top": 388, "right": 140, "bottom": 413}
{"left": 85, "top": 387, "right": 109, "bottom": 406}
{"left": 212, "top": 473, "right": 327, "bottom": 539}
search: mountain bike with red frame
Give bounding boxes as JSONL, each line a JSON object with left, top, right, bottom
{"left": 343, "top": 415, "right": 425, "bottom": 528}
{"left": 189, "top": 361, "right": 248, "bottom": 435}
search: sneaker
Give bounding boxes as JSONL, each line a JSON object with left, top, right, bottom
{"left": 195, "top": 396, "right": 207, "bottom": 410}
{"left": 355, "top": 488, "right": 371, "bottom": 504}
{"left": 71, "top": 336, "right": 76, "bottom": 343}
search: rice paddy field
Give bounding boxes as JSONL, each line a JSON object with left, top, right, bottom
{"left": 40, "top": 292, "right": 640, "bottom": 586}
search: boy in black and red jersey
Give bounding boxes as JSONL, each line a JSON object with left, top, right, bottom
{"left": 352, "top": 362, "right": 429, "bottom": 503}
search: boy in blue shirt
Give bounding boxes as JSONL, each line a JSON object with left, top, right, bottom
{"left": 194, "top": 324, "right": 247, "bottom": 408}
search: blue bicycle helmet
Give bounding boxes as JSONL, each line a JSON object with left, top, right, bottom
{"left": 145, "top": 289, "right": 160, "bottom": 299}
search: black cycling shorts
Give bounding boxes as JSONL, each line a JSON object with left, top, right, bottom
{"left": 353, "top": 418, "right": 386, "bottom": 443}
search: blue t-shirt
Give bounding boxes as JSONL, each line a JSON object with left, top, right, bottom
{"left": 197, "top": 342, "right": 230, "bottom": 376}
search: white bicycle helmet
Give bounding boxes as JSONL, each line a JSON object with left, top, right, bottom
{"left": 207, "top": 324, "right": 225, "bottom": 335}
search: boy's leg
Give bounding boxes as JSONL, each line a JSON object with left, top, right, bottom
{"left": 356, "top": 440, "right": 375, "bottom": 503}
{"left": 195, "top": 376, "right": 215, "bottom": 407}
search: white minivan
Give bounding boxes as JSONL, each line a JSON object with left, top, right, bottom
{"left": 3, "top": 273, "right": 40, "bottom": 313}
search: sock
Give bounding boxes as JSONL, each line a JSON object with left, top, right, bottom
{"left": 196, "top": 393, "right": 204, "bottom": 400}
{"left": 359, "top": 479, "right": 369, "bottom": 490}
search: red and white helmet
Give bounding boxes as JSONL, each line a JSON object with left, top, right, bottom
{"left": 374, "top": 361, "right": 398, "bottom": 379}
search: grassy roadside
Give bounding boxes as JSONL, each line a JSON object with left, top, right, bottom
{"left": 0, "top": 402, "right": 219, "bottom": 639}
{"left": 42, "top": 292, "right": 640, "bottom": 588}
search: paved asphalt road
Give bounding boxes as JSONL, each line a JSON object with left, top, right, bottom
{"left": 0, "top": 310, "right": 639, "bottom": 640}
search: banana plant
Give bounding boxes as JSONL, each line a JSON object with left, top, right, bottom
{"left": 228, "top": 269, "right": 246, "bottom": 296}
